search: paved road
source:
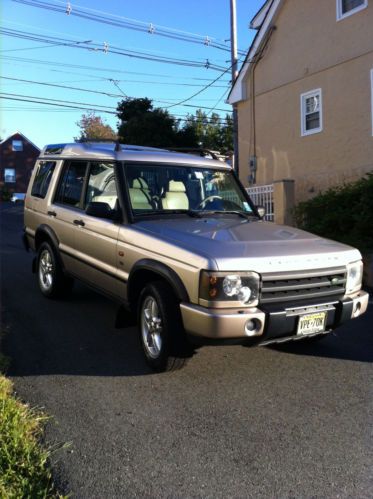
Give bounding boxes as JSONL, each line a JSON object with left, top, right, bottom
{"left": 1, "top": 203, "right": 373, "bottom": 498}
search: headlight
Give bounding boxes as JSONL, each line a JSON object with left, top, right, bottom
{"left": 199, "top": 271, "right": 260, "bottom": 307}
{"left": 346, "top": 260, "right": 363, "bottom": 294}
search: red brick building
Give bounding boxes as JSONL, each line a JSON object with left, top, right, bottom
{"left": 0, "top": 132, "right": 40, "bottom": 197}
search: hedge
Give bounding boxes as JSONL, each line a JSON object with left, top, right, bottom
{"left": 293, "top": 173, "right": 373, "bottom": 252}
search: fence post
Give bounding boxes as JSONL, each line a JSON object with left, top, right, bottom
{"left": 273, "top": 179, "right": 295, "bottom": 226}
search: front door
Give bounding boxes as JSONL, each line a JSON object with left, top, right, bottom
{"left": 72, "top": 161, "right": 121, "bottom": 298}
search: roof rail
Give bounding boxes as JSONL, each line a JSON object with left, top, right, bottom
{"left": 78, "top": 138, "right": 117, "bottom": 143}
{"left": 168, "top": 147, "right": 221, "bottom": 160}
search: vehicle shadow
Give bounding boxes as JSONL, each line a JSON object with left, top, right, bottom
{"left": 3, "top": 282, "right": 196, "bottom": 379}
{"left": 266, "top": 308, "right": 373, "bottom": 363}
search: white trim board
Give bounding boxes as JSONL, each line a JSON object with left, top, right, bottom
{"left": 228, "top": 0, "right": 283, "bottom": 104}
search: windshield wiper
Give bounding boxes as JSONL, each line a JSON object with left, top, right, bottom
{"left": 134, "top": 209, "right": 202, "bottom": 218}
{"left": 196, "top": 210, "right": 257, "bottom": 219}
{"left": 133, "top": 209, "right": 258, "bottom": 219}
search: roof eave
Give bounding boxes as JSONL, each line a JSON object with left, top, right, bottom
{"left": 228, "top": 0, "right": 282, "bottom": 105}
{"left": 0, "top": 131, "right": 40, "bottom": 151}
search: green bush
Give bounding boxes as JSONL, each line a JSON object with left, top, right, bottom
{"left": 0, "top": 186, "right": 12, "bottom": 202}
{"left": 293, "top": 173, "right": 373, "bottom": 252}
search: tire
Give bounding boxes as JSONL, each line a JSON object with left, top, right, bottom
{"left": 37, "top": 241, "right": 73, "bottom": 298}
{"left": 138, "top": 281, "right": 191, "bottom": 372}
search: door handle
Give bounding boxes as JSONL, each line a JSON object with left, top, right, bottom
{"left": 73, "top": 219, "right": 85, "bottom": 227}
{"left": 47, "top": 210, "right": 57, "bottom": 217}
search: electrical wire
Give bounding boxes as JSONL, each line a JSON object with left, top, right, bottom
{"left": 0, "top": 92, "right": 232, "bottom": 123}
{"left": 0, "top": 27, "right": 227, "bottom": 71}
{"left": 12, "top": 0, "right": 247, "bottom": 56}
{"left": 2, "top": 55, "right": 231, "bottom": 86}
{"left": 164, "top": 63, "right": 233, "bottom": 109}
{"left": 0, "top": 75, "right": 231, "bottom": 112}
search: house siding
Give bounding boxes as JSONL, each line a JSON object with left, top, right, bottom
{"left": 0, "top": 133, "right": 40, "bottom": 195}
{"left": 238, "top": 0, "right": 373, "bottom": 202}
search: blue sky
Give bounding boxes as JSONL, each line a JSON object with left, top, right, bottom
{"left": 0, "top": 0, "right": 263, "bottom": 148}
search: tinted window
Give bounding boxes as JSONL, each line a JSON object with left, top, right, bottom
{"left": 55, "top": 161, "right": 87, "bottom": 207}
{"left": 85, "top": 162, "right": 117, "bottom": 210}
{"left": 31, "top": 161, "right": 56, "bottom": 198}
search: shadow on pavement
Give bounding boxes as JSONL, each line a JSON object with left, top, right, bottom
{"left": 266, "top": 307, "right": 373, "bottom": 363}
{"left": 3, "top": 283, "right": 197, "bottom": 378}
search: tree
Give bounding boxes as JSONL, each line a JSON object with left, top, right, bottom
{"left": 116, "top": 98, "right": 233, "bottom": 152}
{"left": 75, "top": 112, "right": 117, "bottom": 142}
{"left": 180, "top": 110, "right": 233, "bottom": 153}
{"left": 117, "top": 98, "right": 177, "bottom": 148}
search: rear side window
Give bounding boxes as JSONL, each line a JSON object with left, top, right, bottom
{"left": 31, "top": 161, "right": 56, "bottom": 198}
{"left": 54, "top": 161, "right": 88, "bottom": 208}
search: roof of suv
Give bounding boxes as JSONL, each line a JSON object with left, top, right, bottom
{"left": 39, "top": 142, "right": 230, "bottom": 169}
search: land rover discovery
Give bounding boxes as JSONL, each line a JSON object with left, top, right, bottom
{"left": 23, "top": 142, "right": 369, "bottom": 371}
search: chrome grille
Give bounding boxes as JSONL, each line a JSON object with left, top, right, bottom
{"left": 260, "top": 267, "right": 346, "bottom": 305}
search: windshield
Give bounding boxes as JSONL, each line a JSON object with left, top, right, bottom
{"left": 124, "top": 163, "right": 255, "bottom": 216}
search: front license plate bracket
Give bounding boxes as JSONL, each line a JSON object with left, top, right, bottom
{"left": 297, "top": 311, "right": 327, "bottom": 336}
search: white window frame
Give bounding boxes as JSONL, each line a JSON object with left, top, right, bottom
{"left": 371, "top": 68, "right": 373, "bottom": 136}
{"left": 4, "top": 168, "right": 16, "bottom": 183}
{"left": 336, "top": 0, "right": 368, "bottom": 21}
{"left": 300, "top": 89, "right": 323, "bottom": 137}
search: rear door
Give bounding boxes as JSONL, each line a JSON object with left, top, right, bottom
{"left": 49, "top": 160, "right": 88, "bottom": 275}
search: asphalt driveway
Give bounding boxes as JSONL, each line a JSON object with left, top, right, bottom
{"left": 1, "top": 203, "right": 372, "bottom": 498}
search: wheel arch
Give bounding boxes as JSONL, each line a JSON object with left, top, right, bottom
{"left": 127, "top": 259, "right": 189, "bottom": 311}
{"left": 34, "top": 225, "right": 65, "bottom": 273}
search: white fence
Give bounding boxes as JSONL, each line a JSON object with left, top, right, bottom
{"left": 246, "top": 184, "right": 274, "bottom": 221}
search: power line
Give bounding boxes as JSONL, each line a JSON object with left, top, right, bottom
{"left": 0, "top": 27, "right": 227, "bottom": 71}
{"left": 0, "top": 75, "right": 231, "bottom": 112}
{"left": 1, "top": 55, "right": 231, "bottom": 85}
{"left": 0, "top": 93, "right": 117, "bottom": 114}
{"left": 0, "top": 92, "right": 232, "bottom": 123}
{"left": 164, "top": 63, "right": 233, "bottom": 109}
{"left": 12, "top": 0, "right": 247, "bottom": 56}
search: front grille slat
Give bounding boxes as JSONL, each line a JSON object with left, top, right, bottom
{"left": 260, "top": 267, "right": 346, "bottom": 305}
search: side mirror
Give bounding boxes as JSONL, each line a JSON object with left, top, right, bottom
{"left": 86, "top": 201, "right": 114, "bottom": 219}
{"left": 256, "top": 205, "right": 266, "bottom": 218}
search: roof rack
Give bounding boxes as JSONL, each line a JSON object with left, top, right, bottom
{"left": 77, "top": 140, "right": 168, "bottom": 152}
{"left": 168, "top": 147, "right": 221, "bottom": 160}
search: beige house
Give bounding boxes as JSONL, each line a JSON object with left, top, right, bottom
{"left": 229, "top": 0, "right": 373, "bottom": 205}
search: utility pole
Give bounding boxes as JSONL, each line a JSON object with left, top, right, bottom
{"left": 230, "top": 0, "right": 239, "bottom": 176}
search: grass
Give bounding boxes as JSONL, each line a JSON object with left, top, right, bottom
{"left": 0, "top": 352, "right": 65, "bottom": 498}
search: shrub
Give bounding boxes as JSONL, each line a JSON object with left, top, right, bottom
{"left": 0, "top": 186, "right": 12, "bottom": 202}
{"left": 293, "top": 173, "right": 373, "bottom": 252}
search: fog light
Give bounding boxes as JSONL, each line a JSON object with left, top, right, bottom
{"left": 353, "top": 301, "right": 361, "bottom": 318}
{"left": 245, "top": 319, "right": 261, "bottom": 336}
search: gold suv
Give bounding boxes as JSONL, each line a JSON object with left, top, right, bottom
{"left": 23, "top": 142, "right": 369, "bottom": 371}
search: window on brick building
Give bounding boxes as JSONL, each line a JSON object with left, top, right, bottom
{"left": 4, "top": 168, "right": 16, "bottom": 183}
{"left": 12, "top": 140, "right": 23, "bottom": 152}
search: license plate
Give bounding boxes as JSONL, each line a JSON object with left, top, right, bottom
{"left": 297, "top": 312, "right": 327, "bottom": 336}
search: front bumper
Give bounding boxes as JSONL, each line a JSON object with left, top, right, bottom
{"left": 180, "top": 290, "right": 369, "bottom": 344}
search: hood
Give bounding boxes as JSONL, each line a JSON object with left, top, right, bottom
{"left": 135, "top": 216, "right": 361, "bottom": 273}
